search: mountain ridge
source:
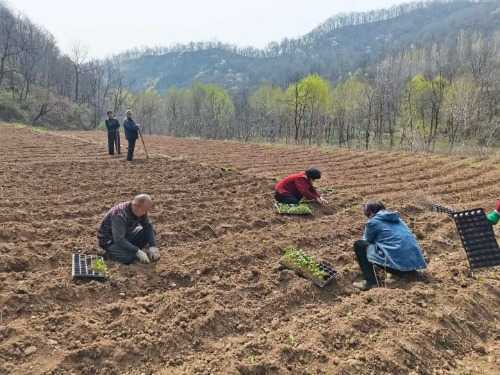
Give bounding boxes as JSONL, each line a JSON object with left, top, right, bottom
{"left": 119, "top": 0, "right": 500, "bottom": 91}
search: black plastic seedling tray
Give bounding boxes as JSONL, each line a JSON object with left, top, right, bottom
{"left": 313, "top": 261, "right": 338, "bottom": 288}
{"left": 281, "top": 257, "right": 337, "bottom": 288}
{"left": 452, "top": 209, "right": 500, "bottom": 271}
{"left": 431, "top": 203, "right": 455, "bottom": 216}
{"left": 72, "top": 254, "right": 108, "bottom": 281}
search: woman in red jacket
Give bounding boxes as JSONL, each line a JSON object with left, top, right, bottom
{"left": 274, "top": 168, "right": 328, "bottom": 205}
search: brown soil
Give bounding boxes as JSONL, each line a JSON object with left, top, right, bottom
{"left": 1, "top": 125, "right": 499, "bottom": 375}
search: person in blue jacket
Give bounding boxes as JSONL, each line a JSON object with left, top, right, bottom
{"left": 353, "top": 200, "right": 427, "bottom": 290}
{"left": 123, "top": 110, "right": 140, "bottom": 161}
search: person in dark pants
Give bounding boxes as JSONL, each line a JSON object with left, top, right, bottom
{"left": 274, "top": 168, "right": 328, "bottom": 205}
{"left": 105, "top": 111, "right": 121, "bottom": 155}
{"left": 97, "top": 194, "right": 160, "bottom": 265}
{"left": 352, "top": 201, "right": 427, "bottom": 290}
{"left": 123, "top": 110, "right": 140, "bottom": 161}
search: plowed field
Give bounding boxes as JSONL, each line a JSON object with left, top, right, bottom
{"left": 1, "top": 125, "right": 499, "bottom": 375}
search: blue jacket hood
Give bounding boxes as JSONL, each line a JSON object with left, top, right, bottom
{"left": 363, "top": 210, "right": 427, "bottom": 271}
{"left": 372, "top": 210, "right": 401, "bottom": 223}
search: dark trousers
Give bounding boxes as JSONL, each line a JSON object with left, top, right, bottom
{"left": 127, "top": 138, "right": 136, "bottom": 161}
{"left": 105, "top": 227, "right": 153, "bottom": 265}
{"left": 107, "top": 130, "right": 121, "bottom": 155}
{"left": 353, "top": 240, "right": 415, "bottom": 286}
{"left": 275, "top": 192, "right": 301, "bottom": 205}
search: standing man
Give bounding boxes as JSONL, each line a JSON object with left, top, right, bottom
{"left": 105, "top": 111, "right": 121, "bottom": 155}
{"left": 97, "top": 194, "right": 160, "bottom": 265}
{"left": 274, "top": 168, "right": 328, "bottom": 205}
{"left": 123, "top": 110, "right": 140, "bottom": 161}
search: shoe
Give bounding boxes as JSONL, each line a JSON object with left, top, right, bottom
{"left": 353, "top": 280, "right": 375, "bottom": 291}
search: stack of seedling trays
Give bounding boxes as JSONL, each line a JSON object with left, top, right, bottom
{"left": 275, "top": 202, "right": 313, "bottom": 215}
{"left": 280, "top": 247, "right": 337, "bottom": 288}
{"left": 451, "top": 208, "right": 500, "bottom": 271}
{"left": 430, "top": 203, "right": 500, "bottom": 271}
{"left": 431, "top": 203, "right": 455, "bottom": 216}
{"left": 72, "top": 253, "right": 108, "bottom": 281}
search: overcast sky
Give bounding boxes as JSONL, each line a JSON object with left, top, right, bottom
{"left": 11, "top": 0, "right": 406, "bottom": 58}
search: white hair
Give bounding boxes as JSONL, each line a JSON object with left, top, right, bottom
{"left": 132, "top": 194, "right": 152, "bottom": 206}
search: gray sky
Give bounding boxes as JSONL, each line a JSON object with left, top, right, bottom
{"left": 11, "top": 0, "right": 406, "bottom": 58}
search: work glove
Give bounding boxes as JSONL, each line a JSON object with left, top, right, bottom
{"left": 146, "top": 247, "right": 160, "bottom": 262}
{"left": 136, "top": 249, "right": 150, "bottom": 264}
{"left": 487, "top": 210, "right": 500, "bottom": 225}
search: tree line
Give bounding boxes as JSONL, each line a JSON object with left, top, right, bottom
{"left": 129, "top": 31, "right": 500, "bottom": 152}
{"left": 0, "top": 2, "right": 128, "bottom": 129}
{"left": 1, "top": 0, "right": 499, "bottom": 153}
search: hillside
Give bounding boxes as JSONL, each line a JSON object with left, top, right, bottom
{"left": 1, "top": 123, "right": 500, "bottom": 374}
{"left": 121, "top": 0, "right": 500, "bottom": 91}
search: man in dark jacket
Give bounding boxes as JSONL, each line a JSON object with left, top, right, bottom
{"left": 123, "top": 110, "right": 140, "bottom": 161}
{"left": 97, "top": 194, "right": 160, "bottom": 264}
{"left": 274, "top": 168, "right": 328, "bottom": 205}
{"left": 105, "top": 111, "right": 121, "bottom": 155}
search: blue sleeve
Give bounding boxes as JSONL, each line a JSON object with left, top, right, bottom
{"left": 364, "top": 220, "right": 378, "bottom": 243}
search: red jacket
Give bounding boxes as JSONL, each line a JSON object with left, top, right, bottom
{"left": 274, "top": 172, "right": 320, "bottom": 201}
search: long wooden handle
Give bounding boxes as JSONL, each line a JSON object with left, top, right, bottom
{"left": 138, "top": 128, "right": 149, "bottom": 159}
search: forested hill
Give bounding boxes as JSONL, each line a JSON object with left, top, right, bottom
{"left": 120, "top": 0, "right": 500, "bottom": 91}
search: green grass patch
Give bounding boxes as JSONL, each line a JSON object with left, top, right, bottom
{"left": 32, "top": 126, "right": 48, "bottom": 133}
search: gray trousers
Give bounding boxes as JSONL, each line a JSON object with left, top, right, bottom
{"left": 105, "top": 226, "right": 153, "bottom": 265}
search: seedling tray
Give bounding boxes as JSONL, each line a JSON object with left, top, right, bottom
{"left": 314, "top": 261, "right": 338, "bottom": 288}
{"left": 452, "top": 209, "right": 500, "bottom": 270}
{"left": 72, "top": 254, "right": 108, "bottom": 281}
{"left": 274, "top": 202, "right": 313, "bottom": 215}
{"left": 280, "top": 257, "right": 337, "bottom": 288}
{"left": 431, "top": 203, "right": 455, "bottom": 216}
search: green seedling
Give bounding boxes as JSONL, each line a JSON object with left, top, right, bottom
{"left": 276, "top": 203, "right": 312, "bottom": 215}
{"left": 32, "top": 126, "right": 48, "bottom": 133}
{"left": 288, "top": 334, "right": 295, "bottom": 346}
{"left": 91, "top": 258, "right": 108, "bottom": 275}
{"left": 282, "top": 246, "right": 327, "bottom": 280}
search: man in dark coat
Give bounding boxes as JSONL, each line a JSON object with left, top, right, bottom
{"left": 123, "top": 110, "right": 140, "bottom": 161}
{"left": 105, "top": 111, "right": 121, "bottom": 155}
{"left": 274, "top": 168, "right": 328, "bottom": 205}
{"left": 97, "top": 194, "right": 160, "bottom": 265}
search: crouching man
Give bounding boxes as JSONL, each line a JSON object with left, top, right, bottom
{"left": 97, "top": 194, "right": 160, "bottom": 264}
{"left": 353, "top": 201, "right": 427, "bottom": 290}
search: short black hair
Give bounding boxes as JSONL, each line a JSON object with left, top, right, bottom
{"left": 363, "top": 200, "right": 386, "bottom": 217}
{"left": 107, "top": 110, "right": 113, "bottom": 115}
{"left": 305, "top": 168, "right": 321, "bottom": 180}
